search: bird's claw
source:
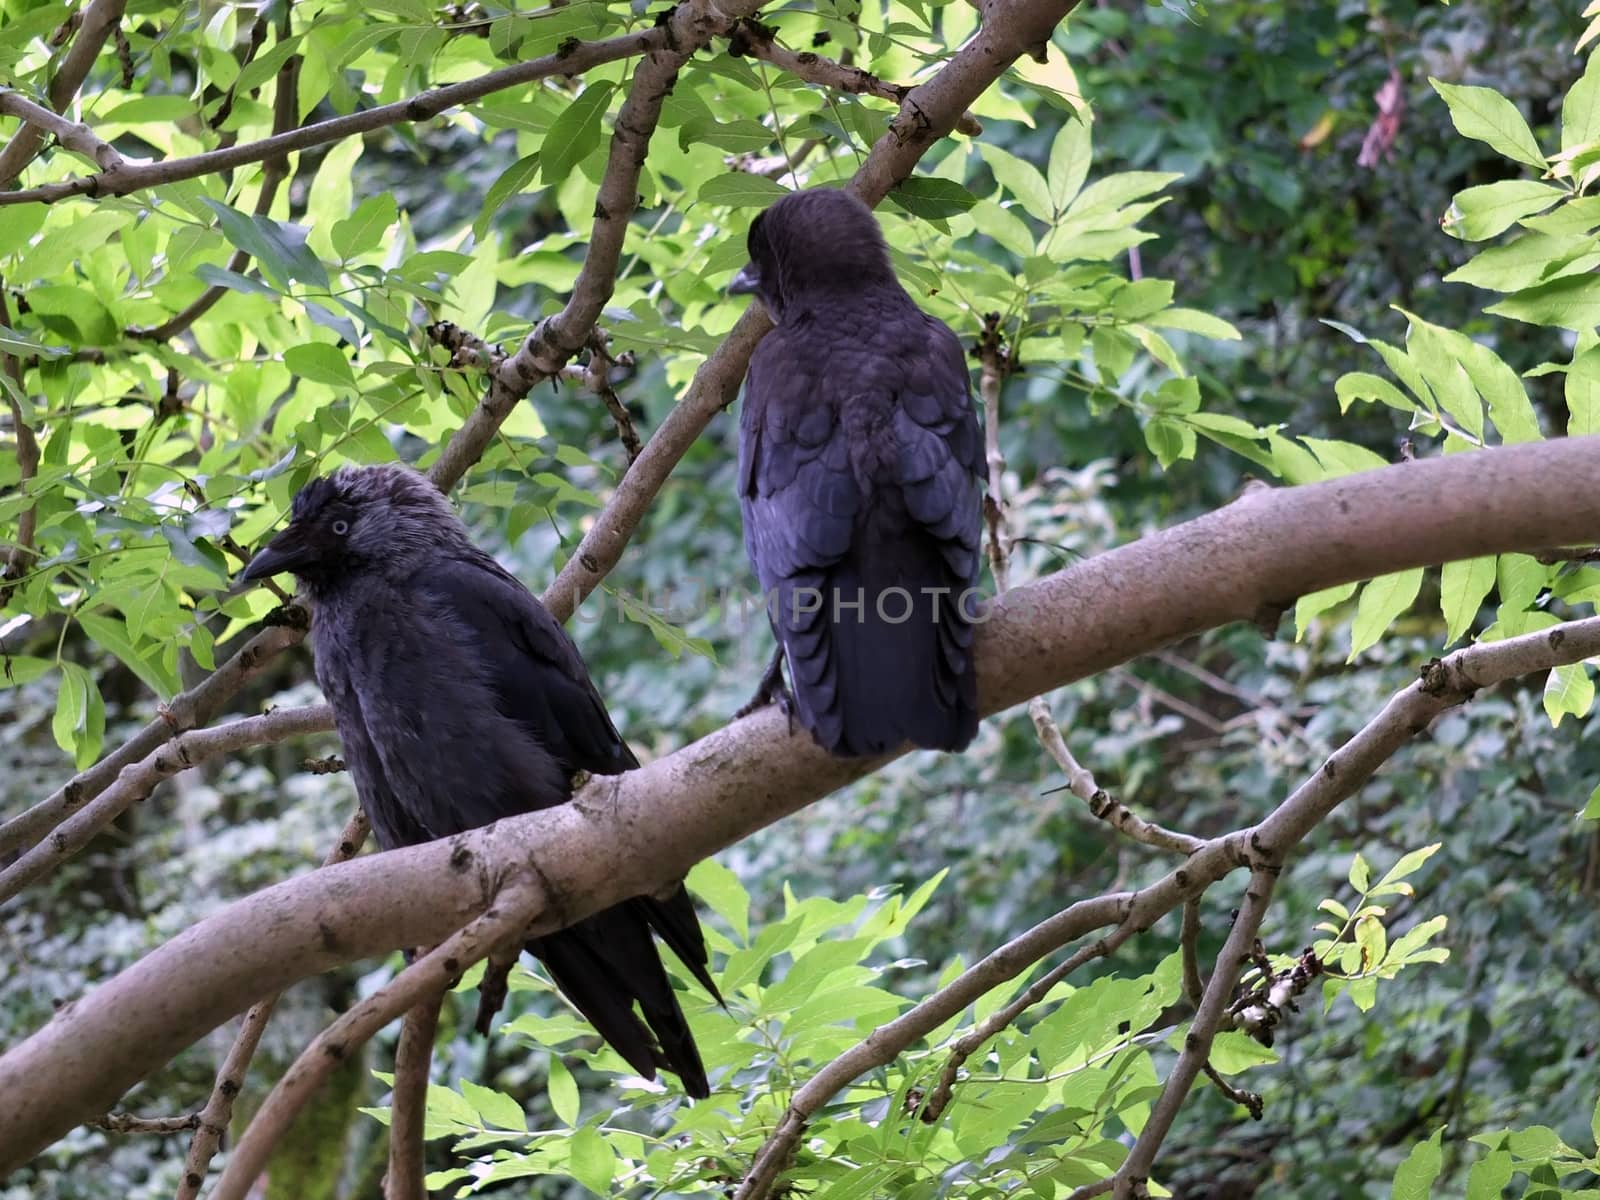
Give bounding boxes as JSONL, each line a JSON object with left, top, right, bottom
{"left": 735, "top": 648, "right": 795, "bottom": 736}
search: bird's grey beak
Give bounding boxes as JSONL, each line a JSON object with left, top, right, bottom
{"left": 240, "top": 526, "right": 312, "bottom": 583}
{"left": 728, "top": 262, "right": 762, "bottom": 296}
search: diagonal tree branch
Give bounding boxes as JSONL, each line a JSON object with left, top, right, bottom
{"left": 209, "top": 883, "right": 540, "bottom": 1200}
{"left": 0, "top": 90, "right": 124, "bottom": 171}
{"left": 6, "top": 439, "right": 1600, "bottom": 1170}
{"left": 0, "top": 703, "right": 335, "bottom": 905}
{"left": 0, "top": 0, "right": 126, "bottom": 186}
{"left": 172, "top": 808, "right": 370, "bottom": 1200}
{"left": 1096, "top": 869, "right": 1278, "bottom": 1200}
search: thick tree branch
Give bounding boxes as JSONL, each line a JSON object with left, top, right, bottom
{"left": 210, "top": 884, "right": 539, "bottom": 1200}
{"left": 384, "top": 989, "right": 445, "bottom": 1200}
{"left": 0, "top": 0, "right": 126, "bottom": 186}
{"left": 173, "top": 808, "right": 369, "bottom": 1200}
{"left": 0, "top": 90, "right": 124, "bottom": 171}
{"left": 7, "top": 441, "right": 1600, "bottom": 1170}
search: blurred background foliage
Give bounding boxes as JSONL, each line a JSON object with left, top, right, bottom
{"left": 4, "top": 0, "right": 1600, "bottom": 1196}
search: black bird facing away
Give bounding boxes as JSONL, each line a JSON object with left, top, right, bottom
{"left": 241, "top": 464, "right": 720, "bottom": 1098}
{"left": 730, "top": 187, "right": 984, "bottom": 758}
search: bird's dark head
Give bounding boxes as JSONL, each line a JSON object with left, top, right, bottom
{"left": 729, "top": 188, "right": 897, "bottom": 321}
{"left": 240, "top": 464, "right": 465, "bottom": 595}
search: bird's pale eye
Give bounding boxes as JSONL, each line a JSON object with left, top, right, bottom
{"left": 332, "top": 519, "right": 350, "bottom": 535}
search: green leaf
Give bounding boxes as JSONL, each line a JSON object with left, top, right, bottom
{"left": 51, "top": 662, "right": 104, "bottom": 769}
{"left": 1443, "top": 180, "right": 1564, "bottom": 241}
{"left": 1440, "top": 556, "right": 1495, "bottom": 643}
{"left": 205, "top": 200, "right": 328, "bottom": 289}
{"left": 1565, "top": 52, "right": 1600, "bottom": 153}
{"left": 459, "top": 1079, "right": 526, "bottom": 1131}
{"left": 978, "top": 143, "right": 1053, "bottom": 222}
{"left": 567, "top": 1125, "right": 615, "bottom": 1194}
{"left": 1391, "top": 1126, "right": 1445, "bottom": 1200}
{"left": 1349, "top": 853, "right": 1371, "bottom": 894}
{"left": 540, "top": 81, "right": 616, "bottom": 185}
{"left": 546, "top": 1055, "right": 579, "bottom": 1126}
{"left": 1387, "top": 915, "right": 1449, "bottom": 964}
{"left": 687, "top": 857, "right": 749, "bottom": 942}
{"left": 1146, "top": 307, "right": 1241, "bottom": 340}
{"left": 77, "top": 613, "right": 177, "bottom": 699}
{"left": 283, "top": 343, "right": 356, "bottom": 389}
{"left": 1567, "top": 346, "right": 1600, "bottom": 436}
{"left": 1430, "top": 78, "right": 1546, "bottom": 167}
{"left": 1582, "top": 782, "right": 1600, "bottom": 821}
{"left": 1144, "top": 415, "right": 1194, "bottom": 468}
{"left": 1401, "top": 312, "right": 1483, "bottom": 439}
{"left": 1543, "top": 663, "right": 1594, "bottom": 726}
{"left": 969, "top": 199, "right": 1035, "bottom": 258}
{"left": 473, "top": 154, "right": 542, "bottom": 242}
{"left": 1465, "top": 1150, "right": 1515, "bottom": 1200}
{"left": 1295, "top": 582, "right": 1357, "bottom": 639}
{"left": 332, "top": 193, "right": 398, "bottom": 259}
{"left": 1377, "top": 844, "right": 1441, "bottom": 888}
{"left": 1208, "top": 1030, "right": 1278, "bottom": 1073}
{"left": 1335, "top": 371, "right": 1414, "bottom": 414}
{"left": 1047, "top": 115, "right": 1092, "bottom": 211}
{"left": 1486, "top": 273, "right": 1600, "bottom": 331}
{"left": 1348, "top": 568, "right": 1424, "bottom": 659}
{"left": 697, "top": 173, "right": 788, "bottom": 208}
{"left": 1445, "top": 231, "right": 1591, "bottom": 293}
{"left": 888, "top": 176, "right": 979, "bottom": 220}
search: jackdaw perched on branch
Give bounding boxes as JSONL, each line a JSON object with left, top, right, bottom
{"left": 730, "top": 188, "right": 984, "bottom": 757}
{"left": 241, "top": 464, "right": 719, "bottom": 1098}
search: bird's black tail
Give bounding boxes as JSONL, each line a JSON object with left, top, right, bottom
{"left": 529, "top": 891, "right": 716, "bottom": 1099}
{"left": 784, "top": 519, "right": 978, "bottom": 757}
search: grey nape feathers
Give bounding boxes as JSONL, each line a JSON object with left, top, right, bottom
{"left": 243, "top": 463, "right": 719, "bottom": 1098}
{"left": 731, "top": 188, "right": 984, "bottom": 757}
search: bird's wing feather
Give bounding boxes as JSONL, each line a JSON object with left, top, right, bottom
{"left": 425, "top": 552, "right": 638, "bottom": 777}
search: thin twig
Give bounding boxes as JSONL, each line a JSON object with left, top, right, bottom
{"left": 209, "top": 884, "right": 539, "bottom": 1200}
{"left": 129, "top": 0, "right": 299, "bottom": 343}
{"left": 1180, "top": 899, "right": 1203, "bottom": 1006}
{"left": 728, "top": 20, "right": 983, "bottom": 137}
{"left": 173, "top": 808, "right": 370, "bottom": 1200}
{"left": 1031, "top": 703, "right": 1203, "bottom": 854}
{"left": 584, "top": 328, "right": 642, "bottom": 464}
{"left": 917, "top": 924, "right": 1137, "bottom": 1124}
{"left": 88, "top": 1111, "right": 200, "bottom": 1135}
{"left": 0, "top": 286, "right": 38, "bottom": 608}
